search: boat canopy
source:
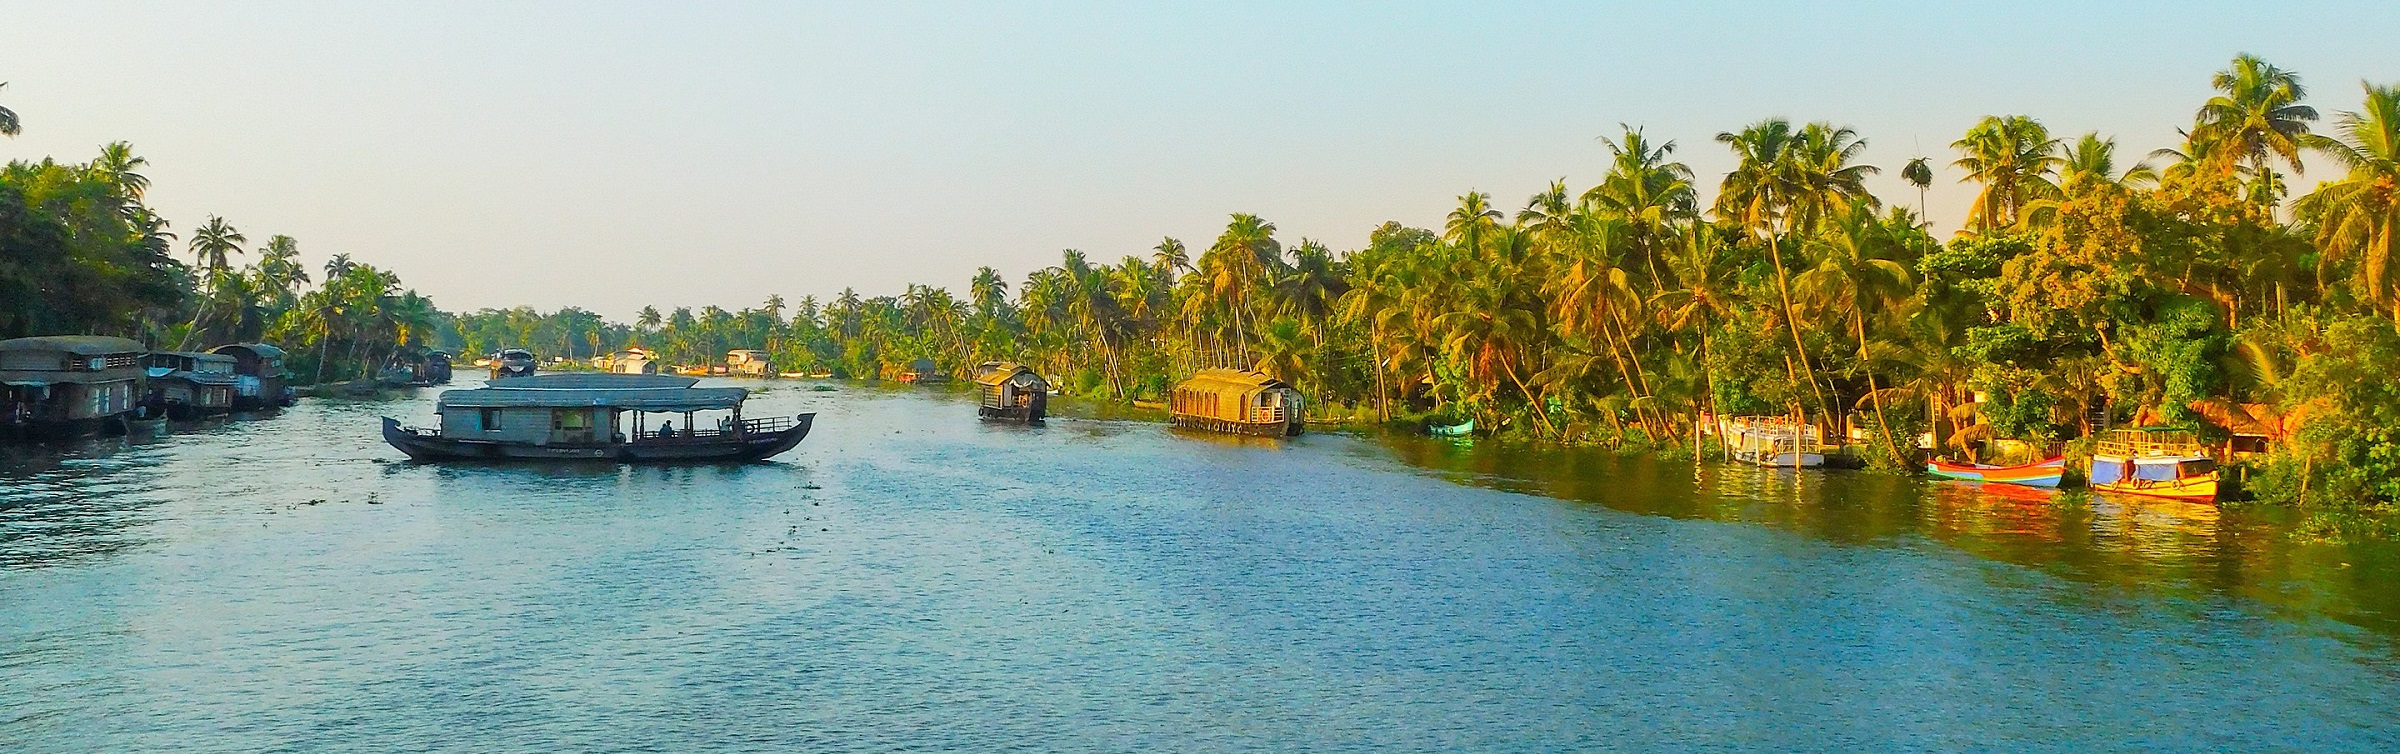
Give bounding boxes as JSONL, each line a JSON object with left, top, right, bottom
{"left": 972, "top": 362, "right": 1039, "bottom": 387}
{"left": 436, "top": 373, "right": 745, "bottom": 411}
{"left": 210, "top": 343, "right": 287, "bottom": 359}
{"left": 1174, "top": 368, "right": 1292, "bottom": 398}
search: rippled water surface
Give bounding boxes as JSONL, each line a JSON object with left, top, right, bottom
{"left": 5, "top": 380, "right": 2399, "bottom": 751}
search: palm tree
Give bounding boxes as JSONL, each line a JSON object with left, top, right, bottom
{"left": 1714, "top": 118, "right": 1833, "bottom": 420}
{"left": 1586, "top": 126, "right": 1697, "bottom": 284}
{"left": 1651, "top": 224, "right": 1743, "bottom": 458}
{"left": 2057, "top": 132, "right": 2157, "bottom": 191}
{"left": 1796, "top": 201, "right": 1918, "bottom": 465}
{"left": 188, "top": 216, "right": 247, "bottom": 280}
{"left": 969, "top": 266, "right": 1009, "bottom": 318}
{"left": 1901, "top": 157, "right": 1934, "bottom": 219}
{"left": 2195, "top": 54, "right": 2319, "bottom": 179}
{"left": 0, "top": 82, "right": 19, "bottom": 137}
{"left": 1152, "top": 238, "right": 1191, "bottom": 276}
{"left": 1781, "top": 122, "right": 1879, "bottom": 234}
{"left": 2297, "top": 81, "right": 2400, "bottom": 318}
{"left": 91, "top": 142, "right": 151, "bottom": 202}
{"left": 1951, "top": 115, "right": 2062, "bottom": 232}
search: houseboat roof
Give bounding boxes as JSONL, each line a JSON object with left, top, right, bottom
{"left": 1175, "top": 368, "right": 1291, "bottom": 396}
{"left": 211, "top": 343, "right": 287, "bottom": 359}
{"left": 436, "top": 372, "right": 745, "bottom": 411}
{"left": 0, "top": 335, "right": 145, "bottom": 355}
{"left": 972, "top": 362, "right": 1039, "bottom": 387}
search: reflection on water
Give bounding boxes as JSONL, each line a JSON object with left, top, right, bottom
{"left": 1377, "top": 432, "right": 2400, "bottom": 637}
{"left": 4, "top": 382, "right": 2398, "bottom": 751}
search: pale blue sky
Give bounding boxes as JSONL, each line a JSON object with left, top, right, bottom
{"left": 2, "top": 1, "right": 2392, "bottom": 318}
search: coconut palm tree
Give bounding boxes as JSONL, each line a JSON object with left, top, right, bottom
{"left": 2297, "top": 81, "right": 2400, "bottom": 318}
{"left": 1901, "top": 157, "right": 1934, "bottom": 219}
{"left": 1952, "top": 115, "right": 2062, "bottom": 232}
{"left": 90, "top": 142, "right": 151, "bottom": 203}
{"left": 188, "top": 216, "right": 247, "bottom": 280}
{"left": 1797, "top": 201, "right": 1918, "bottom": 464}
{"left": 0, "top": 82, "right": 19, "bottom": 138}
{"left": 1714, "top": 118, "right": 1833, "bottom": 420}
{"left": 1586, "top": 126, "right": 1697, "bottom": 285}
{"left": 2195, "top": 53, "right": 2318, "bottom": 179}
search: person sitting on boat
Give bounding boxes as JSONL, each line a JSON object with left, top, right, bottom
{"left": 658, "top": 421, "right": 675, "bottom": 438}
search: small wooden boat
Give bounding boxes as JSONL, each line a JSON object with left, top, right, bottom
{"left": 1927, "top": 456, "right": 2065, "bottom": 487}
{"left": 1721, "top": 416, "right": 1826, "bottom": 468}
{"left": 2089, "top": 428, "right": 2218, "bottom": 503}
{"left": 1428, "top": 418, "right": 1474, "bottom": 437}
{"left": 382, "top": 373, "right": 812, "bottom": 462}
{"left": 971, "top": 362, "right": 1046, "bottom": 423}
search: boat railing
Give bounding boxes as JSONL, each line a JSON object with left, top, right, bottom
{"left": 2097, "top": 438, "right": 2206, "bottom": 458}
{"left": 1250, "top": 406, "right": 1287, "bottom": 424}
{"left": 740, "top": 415, "right": 798, "bottom": 434}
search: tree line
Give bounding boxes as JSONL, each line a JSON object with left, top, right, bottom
{"left": 8, "top": 57, "right": 2399, "bottom": 504}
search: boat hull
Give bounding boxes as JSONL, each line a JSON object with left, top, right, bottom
{"left": 1733, "top": 450, "right": 1825, "bottom": 468}
{"left": 2091, "top": 476, "right": 2219, "bottom": 503}
{"left": 1927, "top": 457, "right": 2065, "bottom": 488}
{"left": 382, "top": 415, "right": 812, "bottom": 463}
{"left": 978, "top": 405, "right": 1044, "bottom": 423}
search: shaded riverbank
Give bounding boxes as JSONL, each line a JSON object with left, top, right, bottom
{"left": 4, "top": 381, "right": 2397, "bottom": 751}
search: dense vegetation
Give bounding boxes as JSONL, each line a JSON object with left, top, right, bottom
{"left": 8, "top": 58, "right": 2399, "bottom": 505}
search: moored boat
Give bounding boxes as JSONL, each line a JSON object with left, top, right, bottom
{"left": 1168, "top": 368, "right": 1303, "bottom": 437}
{"left": 2089, "top": 428, "right": 2218, "bottom": 503}
{"left": 1428, "top": 418, "right": 1474, "bottom": 437}
{"left": 490, "top": 348, "right": 537, "bottom": 379}
{"left": 381, "top": 373, "right": 812, "bottom": 462}
{"left": 1721, "top": 416, "right": 1827, "bottom": 468}
{"left": 1927, "top": 456, "right": 2065, "bottom": 488}
{"left": 971, "top": 361, "right": 1046, "bottom": 422}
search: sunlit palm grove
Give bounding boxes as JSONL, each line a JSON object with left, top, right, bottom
{"left": 8, "top": 57, "right": 2400, "bottom": 504}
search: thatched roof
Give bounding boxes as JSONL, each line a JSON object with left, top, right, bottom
{"left": 1173, "top": 368, "right": 1291, "bottom": 397}
{"left": 0, "top": 336, "right": 144, "bottom": 355}
{"left": 972, "top": 362, "right": 1040, "bottom": 387}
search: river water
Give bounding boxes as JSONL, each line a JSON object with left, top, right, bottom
{"left": 3, "top": 379, "right": 2397, "bottom": 751}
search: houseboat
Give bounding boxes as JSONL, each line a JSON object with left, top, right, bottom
{"left": 381, "top": 373, "right": 813, "bottom": 462}
{"left": 423, "top": 351, "right": 454, "bottom": 384}
{"left": 1720, "top": 415, "right": 1827, "bottom": 468}
{"left": 0, "top": 336, "right": 146, "bottom": 440}
{"left": 141, "top": 350, "right": 239, "bottom": 419}
{"left": 594, "top": 348, "right": 658, "bottom": 375}
{"left": 971, "top": 362, "right": 1047, "bottom": 422}
{"left": 896, "top": 358, "right": 949, "bottom": 384}
{"left": 2089, "top": 428, "right": 2219, "bottom": 503}
{"left": 727, "top": 349, "right": 771, "bottom": 377}
{"left": 490, "top": 348, "right": 537, "bottom": 379}
{"left": 1168, "top": 368, "right": 1303, "bottom": 437}
{"left": 211, "top": 343, "right": 298, "bottom": 409}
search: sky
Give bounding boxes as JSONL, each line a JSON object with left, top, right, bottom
{"left": 2, "top": 1, "right": 2393, "bottom": 320}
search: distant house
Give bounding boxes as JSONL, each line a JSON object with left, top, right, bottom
{"left": 726, "top": 349, "right": 771, "bottom": 377}
{"left": 1168, "top": 368, "right": 1303, "bottom": 437}
{"left": 895, "top": 358, "right": 948, "bottom": 384}
{"left": 1, "top": 336, "right": 146, "bottom": 439}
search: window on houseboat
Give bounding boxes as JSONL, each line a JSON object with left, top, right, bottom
{"left": 480, "top": 408, "right": 502, "bottom": 430}
{"left": 555, "top": 410, "right": 590, "bottom": 431}
{"left": 2180, "top": 459, "right": 2217, "bottom": 477}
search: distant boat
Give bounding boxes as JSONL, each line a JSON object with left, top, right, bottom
{"left": 382, "top": 373, "right": 812, "bottom": 462}
{"left": 971, "top": 362, "right": 1046, "bottom": 423}
{"left": 1927, "top": 456, "right": 2065, "bottom": 488}
{"left": 1428, "top": 418, "right": 1474, "bottom": 437}
{"left": 1721, "top": 416, "right": 1826, "bottom": 468}
{"left": 2090, "top": 428, "right": 2218, "bottom": 503}
{"left": 490, "top": 348, "right": 537, "bottom": 380}
{"left": 1168, "top": 368, "right": 1303, "bottom": 437}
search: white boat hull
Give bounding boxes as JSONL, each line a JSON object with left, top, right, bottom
{"left": 1734, "top": 450, "right": 1825, "bottom": 468}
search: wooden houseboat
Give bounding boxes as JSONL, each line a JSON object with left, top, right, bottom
{"left": 0, "top": 336, "right": 146, "bottom": 440}
{"left": 141, "top": 350, "right": 239, "bottom": 419}
{"left": 594, "top": 348, "right": 658, "bottom": 375}
{"left": 381, "top": 373, "right": 813, "bottom": 462}
{"left": 211, "top": 343, "right": 298, "bottom": 409}
{"left": 727, "top": 349, "right": 771, "bottom": 377}
{"left": 2089, "top": 428, "right": 2219, "bottom": 503}
{"left": 490, "top": 348, "right": 537, "bottom": 379}
{"left": 971, "top": 362, "right": 1047, "bottom": 422}
{"left": 423, "top": 351, "right": 454, "bottom": 384}
{"left": 1720, "top": 415, "right": 1828, "bottom": 468}
{"left": 1168, "top": 368, "right": 1303, "bottom": 437}
{"left": 896, "top": 358, "right": 949, "bottom": 384}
